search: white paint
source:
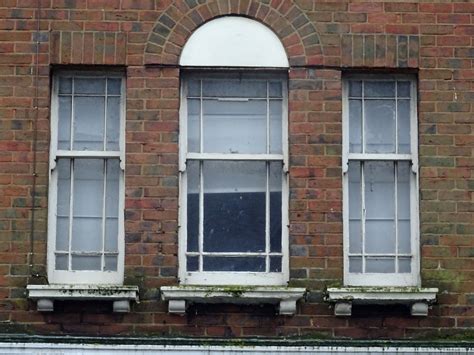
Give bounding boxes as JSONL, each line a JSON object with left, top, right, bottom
{"left": 0, "top": 342, "right": 471, "bottom": 354}
{"left": 180, "top": 17, "right": 289, "bottom": 68}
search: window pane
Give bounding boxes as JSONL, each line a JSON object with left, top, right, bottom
{"left": 187, "top": 256, "right": 199, "bottom": 271}
{"left": 349, "top": 256, "right": 362, "bottom": 273}
{"left": 75, "top": 78, "right": 106, "bottom": 95}
{"left": 270, "top": 162, "right": 282, "bottom": 253}
{"left": 269, "top": 100, "right": 283, "bottom": 154}
{"left": 55, "top": 254, "right": 68, "bottom": 270}
{"left": 187, "top": 99, "right": 200, "bottom": 152}
{"left": 58, "top": 77, "right": 72, "bottom": 94}
{"left": 349, "top": 81, "right": 361, "bottom": 97}
{"left": 364, "top": 161, "right": 395, "bottom": 254}
{"left": 71, "top": 159, "right": 104, "bottom": 252}
{"left": 186, "top": 161, "right": 199, "bottom": 252}
{"left": 366, "top": 257, "right": 395, "bottom": 273}
{"left": 73, "top": 96, "right": 105, "bottom": 150}
{"left": 105, "top": 159, "right": 120, "bottom": 252}
{"left": 365, "top": 99, "right": 395, "bottom": 153}
{"left": 364, "top": 81, "right": 395, "bottom": 97}
{"left": 58, "top": 96, "right": 72, "bottom": 150}
{"left": 202, "top": 79, "right": 267, "bottom": 98}
{"left": 270, "top": 256, "right": 282, "bottom": 272}
{"left": 269, "top": 81, "right": 282, "bottom": 98}
{"left": 56, "top": 159, "right": 71, "bottom": 251}
{"left": 106, "top": 97, "right": 120, "bottom": 151}
{"left": 397, "top": 81, "right": 410, "bottom": 97}
{"left": 203, "top": 161, "right": 266, "bottom": 253}
{"left": 203, "top": 99, "right": 266, "bottom": 154}
{"left": 107, "top": 78, "right": 121, "bottom": 95}
{"left": 104, "top": 255, "right": 117, "bottom": 271}
{"left": 349, "top": 99, "right": 362, "bottom": 153}
{"left": 348, "top": 161, "right": 362, "bottom": 254}
{"left": 71, "top": 255, "right": 101, "bottom": 271}
{"left": 397, "top": 162, "right": 411, "bottom": 254}
{"left": 398, "top": 257, "right": 411, "bottom": 273}
{"left": 397, "top": 99, "right": 411, "bottom": 154}
{"left": 203, "top": 256, "right": 265, "bottom": 272}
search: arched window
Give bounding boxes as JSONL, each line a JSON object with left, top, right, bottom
{"left": 178, "top": 17, "right": 289, "bottom": 286}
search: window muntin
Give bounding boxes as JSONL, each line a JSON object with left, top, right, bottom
{"left": 49, "top": 72, "right": 125, "bottom": 284}
{"left": 343, "top": 75, "right": 419, "bottom": 287}
{"left": 180, "top": 72, "right": 288, "bottom": 285}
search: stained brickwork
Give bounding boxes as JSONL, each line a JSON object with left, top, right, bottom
{"left": 0, "top": 0, "right": 472, "bottom": 340}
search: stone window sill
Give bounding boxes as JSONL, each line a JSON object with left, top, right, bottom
{"left": 326, "top": 287, "right": 438, "bottom": 316}
{"left": 160, "top": 286, "right": 306, "bottom": 315}
{"left": 26, "top": 284, "right": 139, "bottom": 313}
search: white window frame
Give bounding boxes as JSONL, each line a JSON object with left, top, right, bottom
{"left": 342, "top": 74, "right": 420, "bottom": 287}
{"left": 178, "top": 71, "right": 289, "bottom": 286}
{"left": 47, "top": 70, "right": 126, "bottom": 285}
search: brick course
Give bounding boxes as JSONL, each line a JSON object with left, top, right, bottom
{"left": 0, "top": 0, "right": 472, "bottom": 341}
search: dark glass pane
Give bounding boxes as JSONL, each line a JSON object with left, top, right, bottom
{"left": 270, "top": 162, "right": 282, "bottom": 252}
{"left": 71, "top": 255, "right": 101, "bottom": 271}
{"left": 349, "top": 80, "right": 361, "bottom": 97}
{"left": 203, "top": 256, "right": 265, "bottom": 272}
{"left": 365, "top": 257, "right": 395, "bottom": 273}
{"left": 270, "top": 256, "right": 282, "bottom": 272}
{"left": 203, "top": 161, "right": 266, "bottom": 253}
{"left": 364, "top": 81, "right": 395, "bottom": 97}
{"left": 187, "top": 161, "right": 199, "bottom": 252}
{"left": 107, "top": 78, "right": 121, "bottom": 95}
{"left": 397, "top": 81, "right": 410, "bottom": 97}
{"left": 187, "top": 256, "right": 199, "bottom": 271}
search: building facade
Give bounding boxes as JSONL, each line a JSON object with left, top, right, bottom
{"left": 0, "top": 0, "right": 473, "bottom": 351}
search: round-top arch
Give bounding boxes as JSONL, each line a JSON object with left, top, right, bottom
{"left": 144, "top": 0, "right": 322, "bottom": 66}
{"left": 180, "top": 16, "right": 288, "bottom": 68}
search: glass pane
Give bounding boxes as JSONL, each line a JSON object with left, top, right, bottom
{"left": 73, "top": 96, "right": 105, "bottom": 150}
{"left": 349, "top": 99, "right": 362, "bottom": 153}
{"left": 71, "top": 255, "right": 101, "bottom": 270}
{"left": 107, "top": 78, "right": 121, "bottom": 95}
{"left": 188, "top": 79, "right": 200, "bottom": 97}
{"left": 269, "top": 100, "right": 283, "bottom": 154}
{"left": 348, "top": 162, "right": 362, "bottom": 254}
{"left": 270, "top": 256, "right": 282, "bottom": 272}
{"left": 203, "top": 161, "right": 266, "bottom": 253}
{"left": 106, "top": 97, "right": 120, "bottom": 151}
{"left": 365, "top": 99, "right": 395, "bottom": 153}
{"left": 187, "top": 99, "right": 200, "bottom": 152}
{"left": 269, "top": 81, "right": 282, "bottom": 98}
{"left": 203, "top": 99, "right": 266, "bottom": 154}
{"left": 364, "top": 162, "right": 395, "bottom": 254}
{"left": 270, "top": 162, "right": 282, "bottom": 253}
{"left": 58, "top": 77, "right": 72, "bottom": 94}
{"left": 202, "top": 79, "right": 267, "bottom": 98}
{"left": 397, "top": 81, "right": 410, "bottom": 97}
{"left": 55, "top": 254, "right": 68, "bottom": 270}
{"left": 397, "top": 162, "right": 411, "bottom": 254}
{"left": 56, "top": 159, "right": 71, "bottom": 251}
{"left": 203, "top": 256, "right": 265, "bottom": 272}
{"left": 186, "top": 161, "right": 199, "bottom": 252}
{"left": 397, "top": 99, "right": 411, "bottom": 154}
{"left": 104, "top": 255, "right": 117, "bottom": 271}
{"left": 72, "top": 159, "right": 104, "bottom": 252}
{"left": 187, "top": 256, "right": 199, "bottom": 271}
{"left": 58, "top": 96, "right": 72, "bottom": 150}
{"left": 349, "top": 81, "right": 361, "bottom": 97}
{"left": 74, "top": 78, "right": 106, "bottom": 95}
{"left": 365, "top": 81, "right": 395, "bottom": 97}
{"left": 398, "top": 257, "right": 411, "bottom": 273}
{"left": 349, "top": 256, "right": 362, "bottom": 273}
{"left": 105, "top": 159, "right": 120, "bottom": 252}
{"left": 365, "top": 257, "right": 395, "bottom": 273}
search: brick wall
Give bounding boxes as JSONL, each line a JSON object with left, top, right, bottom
{"left": 0, "top": 0, "right": 472, "bottom": 339}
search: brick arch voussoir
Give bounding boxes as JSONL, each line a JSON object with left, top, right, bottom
{"left": 144, "top": 0, "right": 322, "bottom": 66}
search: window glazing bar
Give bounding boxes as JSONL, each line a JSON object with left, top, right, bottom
{"left": 187, "top": 153, "right": 284, "bottom": 161}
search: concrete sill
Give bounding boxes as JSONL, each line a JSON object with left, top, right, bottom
{"left": 161, "top": 286, "right": 306, "bottom": 315}
{"left": 26, "top": 284, "right": 139, "bottom": 313}
{"left": 326, "top": 287, "right": 438, "bottom": 317}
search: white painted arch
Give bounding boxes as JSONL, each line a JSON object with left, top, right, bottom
{"left": 179, "top": 16, "right": 289, "bottom": 68}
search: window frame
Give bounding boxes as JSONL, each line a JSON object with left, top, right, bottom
{"left": 178, "top": 70, "right": 290, "bottom": 286}
{"left": 47, "top": 70, "right": 126, "bottom": 285}
{"left": 342, "top": 73, "right": 420, "bottom": 287}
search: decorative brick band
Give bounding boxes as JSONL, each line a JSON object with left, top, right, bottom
{"left": 144, "top": 0, "right": 323, "bottom": 66}
{"left": 50, "top": 31, "right": 127, "bottom": 65}
{"left": 341, "top": 34, "right": 419, "bottom": 68}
